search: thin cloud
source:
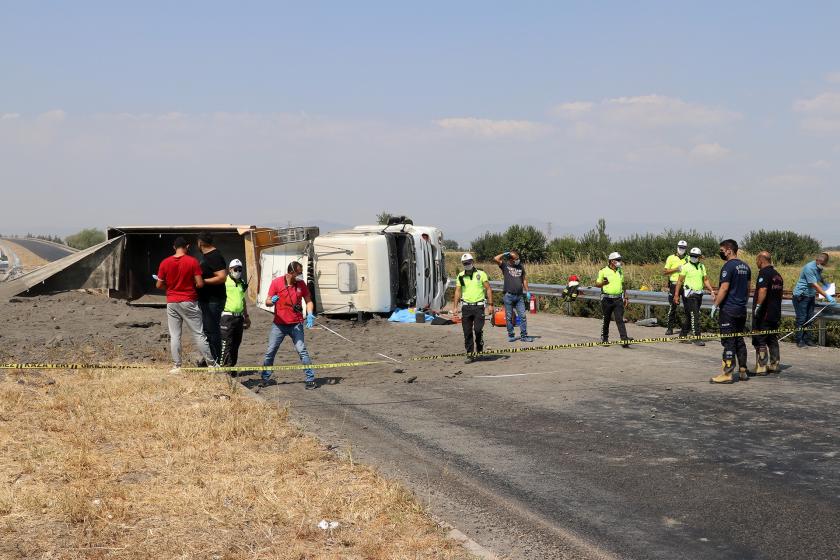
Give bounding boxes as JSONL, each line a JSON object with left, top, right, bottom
{"left": 794, "top": 92, "right": 840, "bottom": 132}
{"left": 434, "top": 117, "right": 549, "bottom": 138}
{"left": 690, "top": 142, "right": 731, "bottom": 161}
{"left": 552, "top": 94, "right": 740, "bottom": 128}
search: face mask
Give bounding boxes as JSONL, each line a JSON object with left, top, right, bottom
{"left": 464, "top": 263, "right": 474, "bottom": 271}
{"left": 613, "top": 261, "right": 622, "bottom": 269}
{"left": 512, "top": 259, "right": 520, "bottom": 265}
{"left": 719, "top": 251, "right": 727, "bottom": 261}
{"left": 230, "top": 270, "right": 242, "bottom": 280}
{"left": 677, "top": 248, "right": 686, "bottom": 256}
{"left": 690, "top": 256, "right": 699, "bottom": 264}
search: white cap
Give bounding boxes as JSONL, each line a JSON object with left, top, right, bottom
{"left": 689, "top": 247, "right": 702, "bottom": 256}
{"left": 229, "top": 258, "right": 243, "bottom": 268}
{"left": 608, "top": 251, "right": 622, "bottom": 261}
{"left": 677, "top": 240, "right": 688, "bottom": 247}
{"left": 460, "top": 253, "right": 474, "bottom": 262}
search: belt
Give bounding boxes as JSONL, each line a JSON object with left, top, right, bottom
{"left": 601, "top": 294, "right": 623, "bottom": 299}
{"left": 222, "top": 311, "right": 244, "bottom": 317}
{"left": 461, "top": 301, "right": 486, "bottom": 306}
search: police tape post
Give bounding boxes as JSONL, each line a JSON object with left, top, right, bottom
{"left": 1, "top": 325, "right": 834, "bottom": 372}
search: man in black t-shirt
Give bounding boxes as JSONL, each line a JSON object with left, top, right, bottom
{"left": 751, "top": 251, "right": 783, "bottom": 375}
{"left": 710, "top": 239, "right": 752, "bottom": 384}
{"left": 493, "top": 250, "right": 533, "bottom": 342}
{"left": 196, "top": 232, "right": 227, "bottom": 363}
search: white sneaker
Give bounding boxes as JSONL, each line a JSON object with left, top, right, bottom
{"left": 169, "top": 366, "right": 182, "bottom": 374}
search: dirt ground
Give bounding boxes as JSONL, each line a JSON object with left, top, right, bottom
{"left": 0, "top": 291, "right": 472, "bottom": 381}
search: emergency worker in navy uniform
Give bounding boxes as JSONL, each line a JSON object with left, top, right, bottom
{"left": 710, "top": 239, "right": 752, "bottom": 384}
{"left": 751, "top": 251, "right": 783, "bottom": 375}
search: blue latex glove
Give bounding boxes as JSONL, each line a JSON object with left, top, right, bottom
{"left": 710, "top": 305, "right": 718, "bottom": 319}
{"left": 503, "top": 252, "right": 510, "bottom": 259}
{"left": 525, "top": 291, "right": 532, "bottom": 301}
{"left": 270, "top": 295, "right": 279, "bottom": 304}
{"left": 826, "top": 295, "right": 836, "bottom": 305}
{"left": 305, "top": 313, "right": 315, "bottom": 329}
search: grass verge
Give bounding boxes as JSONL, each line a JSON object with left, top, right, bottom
{"left": 0, "top": 368, "right": 473, "bottom": 560}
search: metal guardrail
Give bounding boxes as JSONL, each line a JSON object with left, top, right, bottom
{"left": 447, "top": 279, "right": 840, "bottom": 345}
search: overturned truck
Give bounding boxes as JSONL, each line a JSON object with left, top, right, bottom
{"left": 1, "top": 222, "right": 448, "bottom": 316}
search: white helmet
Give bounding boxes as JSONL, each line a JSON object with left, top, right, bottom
{"left": 689, "top": 247, "right": 702, "bottom": 257}
{"left": 677, "top": 240, "right": 688, "bottom": 248}
{"left": 608, "top": 251, "right": 622, "bottom": 261}
{"left": 228, "top": 258, "right": 243, "bottom": 269}
{"left": 460, "top": 253, "right": 474, "bottom": 263}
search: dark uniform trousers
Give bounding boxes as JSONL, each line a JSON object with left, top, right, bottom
{"left": 752, "top": 317, "right": 780, "bottom": 366}
{"left": 679, "top": 294, "right": 703, "bottom": 337}
{"left": 666, "top": 282, "right": 682, "bottom": 329}
{"left": 461, "top": 304, "right": 486, "bottom": 354}
{"left": 219, "top": 314, "right": 245, "bottom": 366}
{"left": 601, "top": 297, "right": 628, "bottom": 341}
{"left": 719, "top": 309, "right": 747, "bottom": 370}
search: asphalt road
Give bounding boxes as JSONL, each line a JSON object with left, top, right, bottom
{"left": 246, "top": 313, "right": 840, "bottom": 560}
{"left": 1, "top": 238, "right": 75, "bottom": 261}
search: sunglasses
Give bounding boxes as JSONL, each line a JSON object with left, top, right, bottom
{"left": 232, "top": 267, "right": 243, "bottom": 272}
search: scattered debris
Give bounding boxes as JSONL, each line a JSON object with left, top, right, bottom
{"left": 393, "top": 368, "right": 405, "bottom": 374}
{"left": 114, "top": 320, "right": 159, "bottom": 329}
{"left": 318, "top": 520, "right": 341, "bottom": 530}
{"left": 405, "top": 376, "right": 417, "bottom": 384}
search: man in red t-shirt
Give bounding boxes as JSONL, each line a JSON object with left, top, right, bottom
{"left": 156, "top": 237, "right": 217, "bottom": 373}
{"left": 261, "top": 260, "right": 317, "bottom": 389}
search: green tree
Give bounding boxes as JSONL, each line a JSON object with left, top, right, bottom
{"left": 547, "top": 235, "right": 580, "bottom": 261}
{"left": 742, "top": 230, "right": 821, "bottom": 264}
{"left": 503, "top": 224, "right": 548, "bottom": 262}
{"left": 65, "top": 228, "right": 106, "bottom": 250}
{"left": 376, "top": 211, "right": 395, "bottom": 225}
{"left": 470, "top": 231, "right": 505, "bottom": 261}
{"left": 441, "top": 239, "right": 460, "bottom": 251}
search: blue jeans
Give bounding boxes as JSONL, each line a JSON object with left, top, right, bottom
{"left": 503, "top": 292, "right": 528, "bottom": 337}
{"left": 792, "top": 295, "right": 815, "bottom": 344}
{"left": 262, "top": 322, "right": 314, "bottom": 382}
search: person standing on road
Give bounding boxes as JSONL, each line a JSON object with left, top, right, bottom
{"left": 663, "top": 240, "right": 689, "bottom": 335}
{"left": 156, "top": 237, "right": 217, "bottom": 373}
{"left": 751, "top": 251, "right": 784, "bottom": 375}
{"left": 196, "top": 232, "right": 227, "bottom": 364}
{"left": 261, "top": 261, "right": 317, "bottom": 390}
{"left": 673, "top": 247, "right": 716, "bottom": 346}
{"left": 792, "top": 253, "right": 835, "bottom": 348}
{"left": 493, "top": 250, "right": 533, "bottom": 343}
{"left": 453, "top": 253, "right": 494, "bottom": 364}
{"left": 595, "top": 252, "right": 632, "bottom": 348}
{"left": 710, "top": 239, "right": 752, "bottom": 384}
{"left": 219, "top": 258, "right": 251, "bottom": 367}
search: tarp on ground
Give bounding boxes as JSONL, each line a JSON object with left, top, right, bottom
{"left": 0, "top": 236, "right": 125, "bottom": 299}
{"left": 388, "top": 308, "right": 435, "bottom": 323}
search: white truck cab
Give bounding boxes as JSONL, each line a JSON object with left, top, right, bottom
{"left": 312, "top": 222, "right": 447, "bottom": 314}
{"left": 256, "top": 221, "right": 448, "bottom": 315}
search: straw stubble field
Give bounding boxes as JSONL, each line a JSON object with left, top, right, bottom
{"left": 0, "top": 367, "right": 473, "bottom": 560}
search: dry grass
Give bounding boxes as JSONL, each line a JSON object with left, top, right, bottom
{"left": 0, "top": 369, "right": 473, "bottom": 560}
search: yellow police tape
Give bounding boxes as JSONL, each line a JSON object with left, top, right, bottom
{"left": 0, "top": 325, "right": 835, "bottom": 372}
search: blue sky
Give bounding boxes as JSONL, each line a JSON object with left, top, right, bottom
{"left": 2, "top": 1, "right": 840, "bottom": 244}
